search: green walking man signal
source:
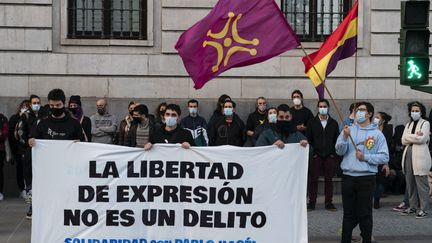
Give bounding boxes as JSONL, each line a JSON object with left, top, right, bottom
{"left": 399, "top": 1, "right": 430, "bottom": 86}
{"left": 407, "top": 60, "right": 422, "bottom": 79}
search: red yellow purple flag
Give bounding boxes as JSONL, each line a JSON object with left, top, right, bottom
{"left": 175, "top": 0, "right": 300, "bottom": 89}
{"left": 302, "top": 1, "right": 358, "bottom": 99}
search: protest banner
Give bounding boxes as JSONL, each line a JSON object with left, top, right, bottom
{"left": 32, "top": 140, "right": 308, "bottom": 243}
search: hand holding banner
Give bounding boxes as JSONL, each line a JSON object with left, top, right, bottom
{"left": 32, "top": 141, "right": 308, "bottom": 243}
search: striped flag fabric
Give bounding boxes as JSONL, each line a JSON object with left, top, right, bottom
{"left": 302, "top": 1, "right": 358, "bottom": 99}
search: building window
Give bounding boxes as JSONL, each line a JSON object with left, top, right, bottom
{"left": 281, "top": 0, "right": 354, "bottom": 42}
{"left": 67, "top": 0, "right": 147, "bottom": 40}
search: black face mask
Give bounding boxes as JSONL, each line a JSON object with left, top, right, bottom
{"left": 69, "top": 107, "right": 78, "bottom": 115}
{"left": 129, "top": 110, "right": 134, "bottom": 116}
{"left": 97, "top": 108, "right": 105, "bottom": 115}
{"left": 276, "top": 120, "right": 294, "bottom": 134}
{"left": 132, "top": 117, "right": 141, "bottom": 124}
{"left": 51, "top": 107, "right": 65, "bottom": 117}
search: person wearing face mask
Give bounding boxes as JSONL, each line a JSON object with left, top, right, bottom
{"left": 208, "top": 100, "right": 245, "bottom": 146}
{"left": 400, "top": 101, "right": 431, "bottom": 219}
{"left": 290, "top": 90, "right": 314, "bottom": 135}
{"left": 371, "top": 112, "right": 393, "bottom": 209}
{"left": 335, "top": 102, "right": 389, "bottom": 243}
{"left": 154, "top": 102, "right": 168, "bottom": 129}
{"left": 8, "top": 100, "right": 30, "bottom": 200}
{"left": 252, "top": 107, "right": 278, "bottom": 143}
{"left": 343, "top": 103, "right": 356, "bottom": 127}
{"left": 68, "top": 95, "right": 91, "bottom": 142}
{"left": 90, "top": 98, "right": 118, "bottom": 144}
{"left": 27, "top": 89, "right": 85, "bottom": 220}
{"left": 125, "top": 104, "right": 155, "bottom": 148}
{"left": 19, "top": 95, "right": 42, "bottom": 205}
{"left": 180, "top": 99, "right": 208, "bottom": 146}
{"left": 118, "top": 101, "right": 137, "bottom": 146}
{"left": 144, "top": 104, "right": 194, "bottom": 150}
{"left": 255, "top": 104, "right": 308, "bottom": 148}
{"left": 207, "top": 94, "right": 231, "bottom": 131}
{"left": 245, "top": 97, "right": 268, "bottom": 146}
{"left": 306, "top": 99, "right": 340, "bottom": 211}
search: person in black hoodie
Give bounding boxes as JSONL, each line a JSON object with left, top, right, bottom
{"left": 208, "top": 100, "right": 245, "bottom": 146}
{"left": 125, "top": 104, "right": 155, "bottom": 148}
{"left": 245, "top": 96, "right": 268, "bottom": 146}
{"left": 20, "top": 95, "right": 41, "bottom": 205}
{"left": 306, "top": 99, "right": 340, "bottom": 211}
{"left": 207, "top": 94, "right": 231, "bottom": 131}
{"left": 144, "top": 104, "right": 194, "bottom": 150}
{"left": 68, "top": 95, "right": 92, "bottom": 142}
{"left": 8, "top": 100, "right": 30, "bottom": 199}
{"left": 27, "top": 89, "right": 85, "bottom": 220}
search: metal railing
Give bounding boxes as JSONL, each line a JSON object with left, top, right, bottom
{"left": 281, "top": 0, "right": 353, "bottom": 42}
{"left": 67, "top": 0, "right": 147, "bottom": 40}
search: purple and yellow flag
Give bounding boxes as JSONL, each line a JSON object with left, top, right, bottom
{"left": 302, "top": 1, "right": 358, "bottom": 99}
{"left": 175, "top": 0, "right": 300, "bottom": 89}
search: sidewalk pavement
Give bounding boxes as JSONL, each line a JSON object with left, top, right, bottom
{"left": 1, "top": 194, "right": 431, "bottom": 243}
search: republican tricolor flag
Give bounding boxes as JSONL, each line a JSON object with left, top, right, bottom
{"left": 302, "top": 1, "right": 358, "bottom": 99}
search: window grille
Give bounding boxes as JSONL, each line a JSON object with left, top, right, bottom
{"left": 281, "top": 0, "right": 354, "bottom": 42}
{"left": 68, "top": 0, "right": 147, "bottom": 40}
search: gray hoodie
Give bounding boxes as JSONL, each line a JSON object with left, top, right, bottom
{"left": 90, "top": 113, "right": 118, "bottom": 144}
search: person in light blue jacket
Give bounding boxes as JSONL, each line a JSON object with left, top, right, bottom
{"left": 335, "top": 101, "right": 389, "bottom": 243}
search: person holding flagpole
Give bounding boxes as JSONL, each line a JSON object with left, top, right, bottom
{"left": 335, "top": 102, "right": 389, "bottom": 243}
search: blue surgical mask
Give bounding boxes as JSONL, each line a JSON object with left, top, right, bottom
{"left": 356, "top": 111, "right": 367, "bottom": 123}
{"left": 189, "top": 107, "right": 198, "bottom": 115}
{"left": 31, "top": 104, "right": 41, "bottom": 112}
{"left": 268, "top": 113, "right": 277, "bottom": 123}
{"left": 373, "top": 117, "right": 381, "bottom": 125}
{"left": 224, "top": 108, "right": 233, "bottom": 116}
{"left": 165, "top": 117, "right": 177, "bottom": 127}
{"left": 411, "top": 112, "right": 421, "bottom": 121}
{"left": 319, "top": 107, "right": 328, "bottom": 116}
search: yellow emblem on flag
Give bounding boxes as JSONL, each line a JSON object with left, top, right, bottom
{"left": 203, "top": 12, "right": 259, "bottom": 72}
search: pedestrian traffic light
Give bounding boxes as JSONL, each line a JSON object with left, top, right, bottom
{"left": 399, "top": 1, "right": 430, "bottom": 86}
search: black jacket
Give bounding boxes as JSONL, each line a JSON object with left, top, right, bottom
{"left": 290, "top": 106, "right": 314, "bottom": 135}
{"left": 125, "top": 119, "right": 155, "bottom": 147}
{"left": 246, "top": 110, "right": 267, "bottom": 132}
{"left": 306, "top": 115, "right": 339, "bottom": 158}
{"left": 209, "top": 114, "right": 245, "bottom": 146}
{"left": 149, "top": 125, "right": 195, "bottom": 145}
{"left": 31, "top": 114, "right": 85, "bottom": 141}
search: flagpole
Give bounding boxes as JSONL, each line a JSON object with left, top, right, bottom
{"left": 299, "top": 43, "right": 357, "bottom": 149}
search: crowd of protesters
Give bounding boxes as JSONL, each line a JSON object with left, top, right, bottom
{"left": 0, "top": 88, "right": 432, "bottom": 242}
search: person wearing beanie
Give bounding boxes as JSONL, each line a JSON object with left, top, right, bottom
{"left": 68, "top": 95, "right": 92, "bottom": 142}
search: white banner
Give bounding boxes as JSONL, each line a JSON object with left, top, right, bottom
{"left": 32, "top": 140, "right": 309, "bottom": 243}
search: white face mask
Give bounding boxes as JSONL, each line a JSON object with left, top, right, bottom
{"left": 258, "top": 104, "right": 267, "bottom": 112}
{"left": 293, "top": 98, "right": 302, "bottom": 106}
{"left": 32, "top": 104, "right": 41, "bottom": 112}
{"left": 165, "top": 117, "right": 177, "bottom": 127}
{"left": 373, "top": 117, "right": 381, "bottom": 125}
{"left": 189, "top": 107, "right": 198, "bottom": 115}
{"left": 411, "top": 112, "right": 421, "bottom": 121}
{"left": 319, "top": 107, "right": 328, "bottom": 116}
{"left": 268, "top": 113, "right": 277, "bottom": 123}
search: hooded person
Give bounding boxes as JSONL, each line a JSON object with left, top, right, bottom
{"left": 68, "top": 95, "right": 91, "bottom": 142}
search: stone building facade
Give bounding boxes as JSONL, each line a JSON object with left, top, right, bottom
{"left": 0, "top": 0, "right": 431, "bottom": 125}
